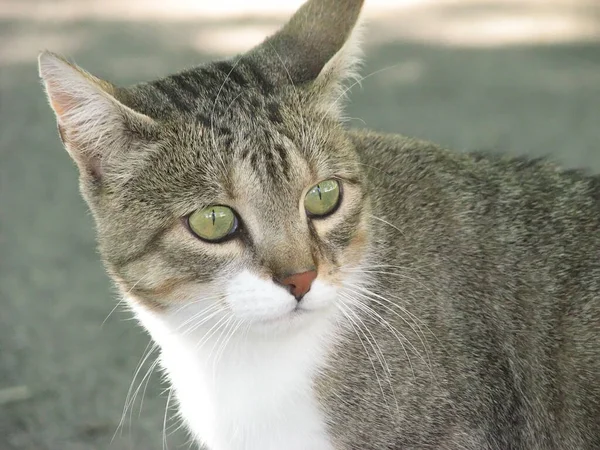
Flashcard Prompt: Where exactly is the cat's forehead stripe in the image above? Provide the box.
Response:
[168,72,203,98]
[212,60,249,89]
[148,58,287,119]
[152,78,196,114]
[240,58,276,95]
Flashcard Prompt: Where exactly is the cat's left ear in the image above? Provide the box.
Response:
[38,51,157,181]
[249,0,364,115]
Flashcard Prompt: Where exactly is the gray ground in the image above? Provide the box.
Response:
[1,2,600,449]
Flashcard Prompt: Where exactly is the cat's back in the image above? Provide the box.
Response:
[339,128,600,449]
[349,128,600,255]
[349,127,600,331]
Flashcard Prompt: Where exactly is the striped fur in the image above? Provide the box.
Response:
[38,0,600,449]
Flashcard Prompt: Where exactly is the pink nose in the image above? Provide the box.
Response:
[278,270,317,300]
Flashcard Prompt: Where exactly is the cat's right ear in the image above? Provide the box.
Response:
[248,0,364,116]
[38,51,157,181]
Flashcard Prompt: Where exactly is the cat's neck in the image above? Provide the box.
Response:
[130,299,337,450]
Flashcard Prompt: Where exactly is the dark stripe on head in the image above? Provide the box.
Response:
[196,65,224,87]
[161,251,224,284]
[111,226,171,272]
[264,147,278,178]
[267,102,284,124]
[222,135,234,150]
[308,220,338,265]
[325,203,364,250]
[152,79,194,113]
[250,152,260,174]
[217,125,233,137]
[130,276,194,301]
[196,113,212,129]
[274,144,290,178]
[213,60,248,89]
[242,58,275,95]
[250,97,262,109]
[169,72,201,98]
[194,113,233,149]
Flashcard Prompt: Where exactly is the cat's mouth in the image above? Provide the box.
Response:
[261,307,305,321]
[253,306,310,328]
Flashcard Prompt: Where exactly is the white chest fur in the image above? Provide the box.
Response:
[131,301,336,450]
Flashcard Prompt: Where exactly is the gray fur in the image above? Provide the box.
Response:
[320,131,600,449]
[38,0,599,448]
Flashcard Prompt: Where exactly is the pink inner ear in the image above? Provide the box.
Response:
[46,79,78,120]
[57,121,103,181]
[48,92,70,118]
[40,53,157,183]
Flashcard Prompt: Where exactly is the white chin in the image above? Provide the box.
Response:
[225,270,338,334]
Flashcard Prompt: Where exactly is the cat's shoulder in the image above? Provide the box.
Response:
[347,128,598,185]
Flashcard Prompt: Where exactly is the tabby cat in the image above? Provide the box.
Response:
[38,0,600,449]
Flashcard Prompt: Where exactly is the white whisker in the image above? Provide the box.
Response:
[355,282,443,351]
[162,387,173,450]
[336,300,392,413]
[128,356,160,434]
[341,292,415,381]
[137,356,160,418]
[179,308,226,338]
[342,297,400,414]
[102,273,151,327]
[194,314,231,352]
[346,285,434,374]
[175,301,224,332]
[211,318,243,381]
[112,340,158,443]
[369,214,405,237]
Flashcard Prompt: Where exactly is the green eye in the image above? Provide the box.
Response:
[187,206,238,242]
[304,179,341,217]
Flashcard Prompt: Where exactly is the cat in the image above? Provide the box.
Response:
[38,0,600,449]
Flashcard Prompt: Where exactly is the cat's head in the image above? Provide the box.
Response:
[39,0,371,334]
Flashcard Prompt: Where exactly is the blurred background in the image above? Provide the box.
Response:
[1,0,599,448]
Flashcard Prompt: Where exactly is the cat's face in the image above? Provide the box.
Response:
[104,80,368,332]
[39,0,368,334]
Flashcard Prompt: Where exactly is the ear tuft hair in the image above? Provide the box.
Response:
[310,20,365,118]
[248,0,364,90]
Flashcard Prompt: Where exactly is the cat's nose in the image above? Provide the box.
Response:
[277,269,318,301]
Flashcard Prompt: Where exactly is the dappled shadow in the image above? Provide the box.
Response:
[1,1,599,449]
[2,0,600,62]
